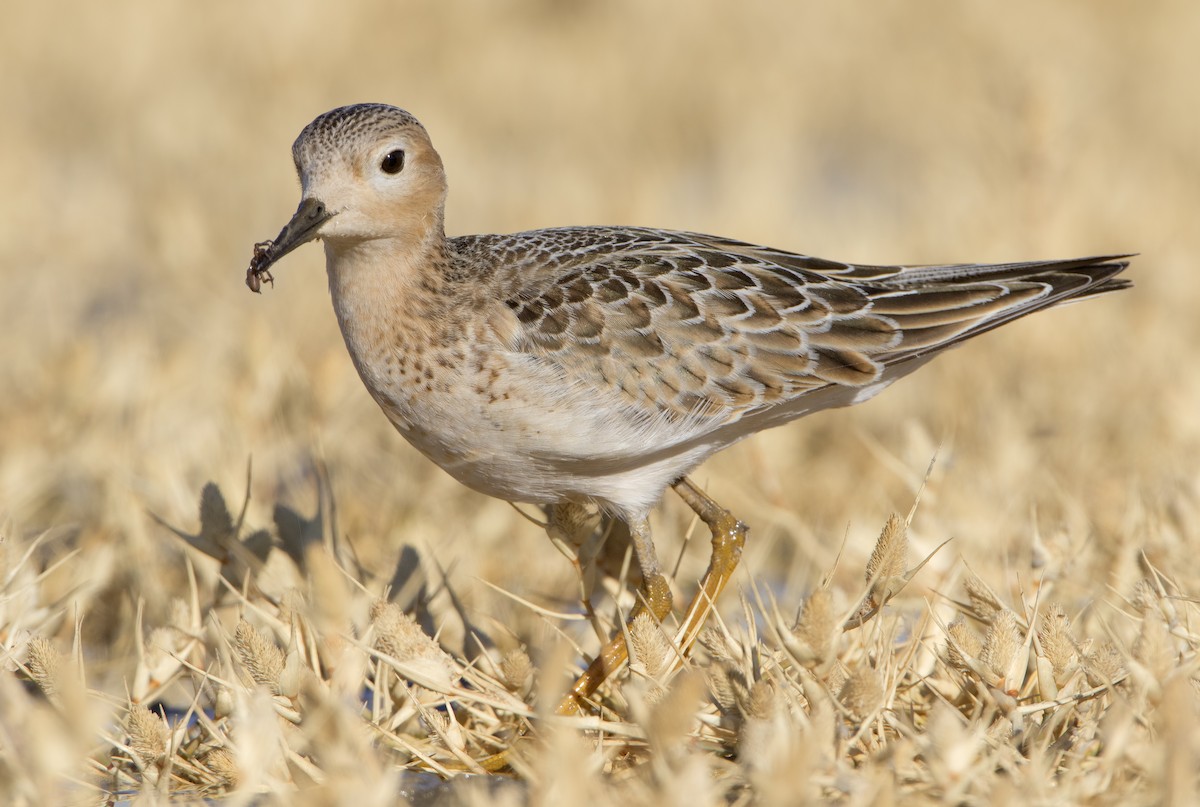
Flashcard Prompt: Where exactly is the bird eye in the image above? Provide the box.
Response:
[380,149,405,174]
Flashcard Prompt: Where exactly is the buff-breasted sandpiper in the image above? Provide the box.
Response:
[247,103,1131,714]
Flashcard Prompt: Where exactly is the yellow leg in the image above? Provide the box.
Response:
[667,477,747,663]
[480,481,746,771]
[557,518,672,715]
[556,478,746,713]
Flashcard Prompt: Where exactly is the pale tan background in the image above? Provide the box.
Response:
[2,1,1197,631]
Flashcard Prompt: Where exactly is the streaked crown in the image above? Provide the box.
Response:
[292,104,425,172]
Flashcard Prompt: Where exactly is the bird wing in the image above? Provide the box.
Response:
[455,227,1130,424]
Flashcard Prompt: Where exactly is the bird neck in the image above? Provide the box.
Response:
[322,225,457,373]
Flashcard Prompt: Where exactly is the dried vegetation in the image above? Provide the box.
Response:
[2,1,1200,804]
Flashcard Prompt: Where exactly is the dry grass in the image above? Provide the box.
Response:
[2,1,1199,804]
